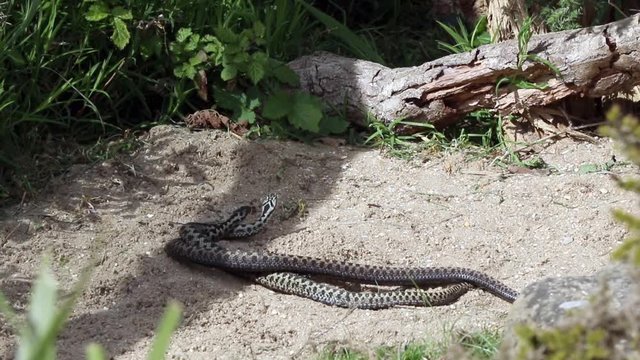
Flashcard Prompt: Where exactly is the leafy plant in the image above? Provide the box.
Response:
[0,256,94,360]
[437,16,492,54]
[0,257,182,360]
[319,328,502,359]
[364,117,440,158]
[600,105,640,266]
[495,16,562,92]
[84,1,133,50]
[516,323,610,360]
[168,21,348,137]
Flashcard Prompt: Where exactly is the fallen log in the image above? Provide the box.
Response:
[288,14,640,129]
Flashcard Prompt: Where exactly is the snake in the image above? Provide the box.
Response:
[165,194,519,308]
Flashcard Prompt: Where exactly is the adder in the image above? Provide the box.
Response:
[165,194,518,309]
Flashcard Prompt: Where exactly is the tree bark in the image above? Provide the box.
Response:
[288,14,640,130]
[486,0,533,41]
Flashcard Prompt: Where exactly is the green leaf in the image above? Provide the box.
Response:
[289,92,322,132]
[319,115,349,135]
[111,6,132,20]
[263,91,292,120]
[173,63,196,79]
[29,264,57,337]
[176,28,192,43]
[85,3,110,22]
[214,88,243,113]
[253,21,266,38]
[16,261,58,360]
[184,33,201,52]
[220,65,238,81]
[188,51,207,66]
[111,17,130,50]
[269,59,299,86]
[246,87,261,110]
[247,52,267,84]
[203,37,222,55]
[215,27,238,44]
[238,107,257,124]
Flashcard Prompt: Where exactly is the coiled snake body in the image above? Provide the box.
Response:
[165,194,518,309]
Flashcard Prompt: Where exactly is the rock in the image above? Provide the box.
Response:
[500,264,640,360]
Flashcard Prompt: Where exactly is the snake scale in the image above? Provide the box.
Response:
[165,194,519,308]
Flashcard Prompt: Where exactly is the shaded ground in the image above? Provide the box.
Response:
[0,125,635,359]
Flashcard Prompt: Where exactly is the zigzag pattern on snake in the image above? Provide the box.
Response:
[165,194,519,308]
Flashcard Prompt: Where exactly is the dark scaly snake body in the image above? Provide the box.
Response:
[165,194,519,307]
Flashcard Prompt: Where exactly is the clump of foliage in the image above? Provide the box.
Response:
[601,106,640,265]
[318,328,502,360]
[526,0,627,31]
[0,257,182,359]
[0,0,353,203]
[535,0,584,31]
[437,15,492,54]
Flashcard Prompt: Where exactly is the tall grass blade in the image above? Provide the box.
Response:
[295,0,384,63]
[147,301,183,360]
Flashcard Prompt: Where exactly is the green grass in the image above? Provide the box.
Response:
[0,256,182,360]
[317,328,503,360]
[362,108,509,162]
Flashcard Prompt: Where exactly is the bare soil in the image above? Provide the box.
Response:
[0,125,635,359]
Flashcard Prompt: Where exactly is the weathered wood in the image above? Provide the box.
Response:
[288,14,640,129]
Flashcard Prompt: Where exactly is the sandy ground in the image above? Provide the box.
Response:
[0,125,636,359]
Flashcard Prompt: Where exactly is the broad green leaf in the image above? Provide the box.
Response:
[16,261,58,360]
[215,27,238,44]
[227,51,249,65]
[185,34,201,52]
[214,88,243,112]
[173,63,196,79]
[269,60,299,86]
[263,91,292,120]
[176,28,192,43]
[111,7,132,20]
[319,116,349,135]
[203,38,222,55]
[188,51,207,66]
[247,53,267,85]
[238,107,256,124]
[220,65,238,81]
[111,17,130,50]
[246,87,261,110]
[289,93,322,132]
[85,3,110,22]
[29,264,57,337]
